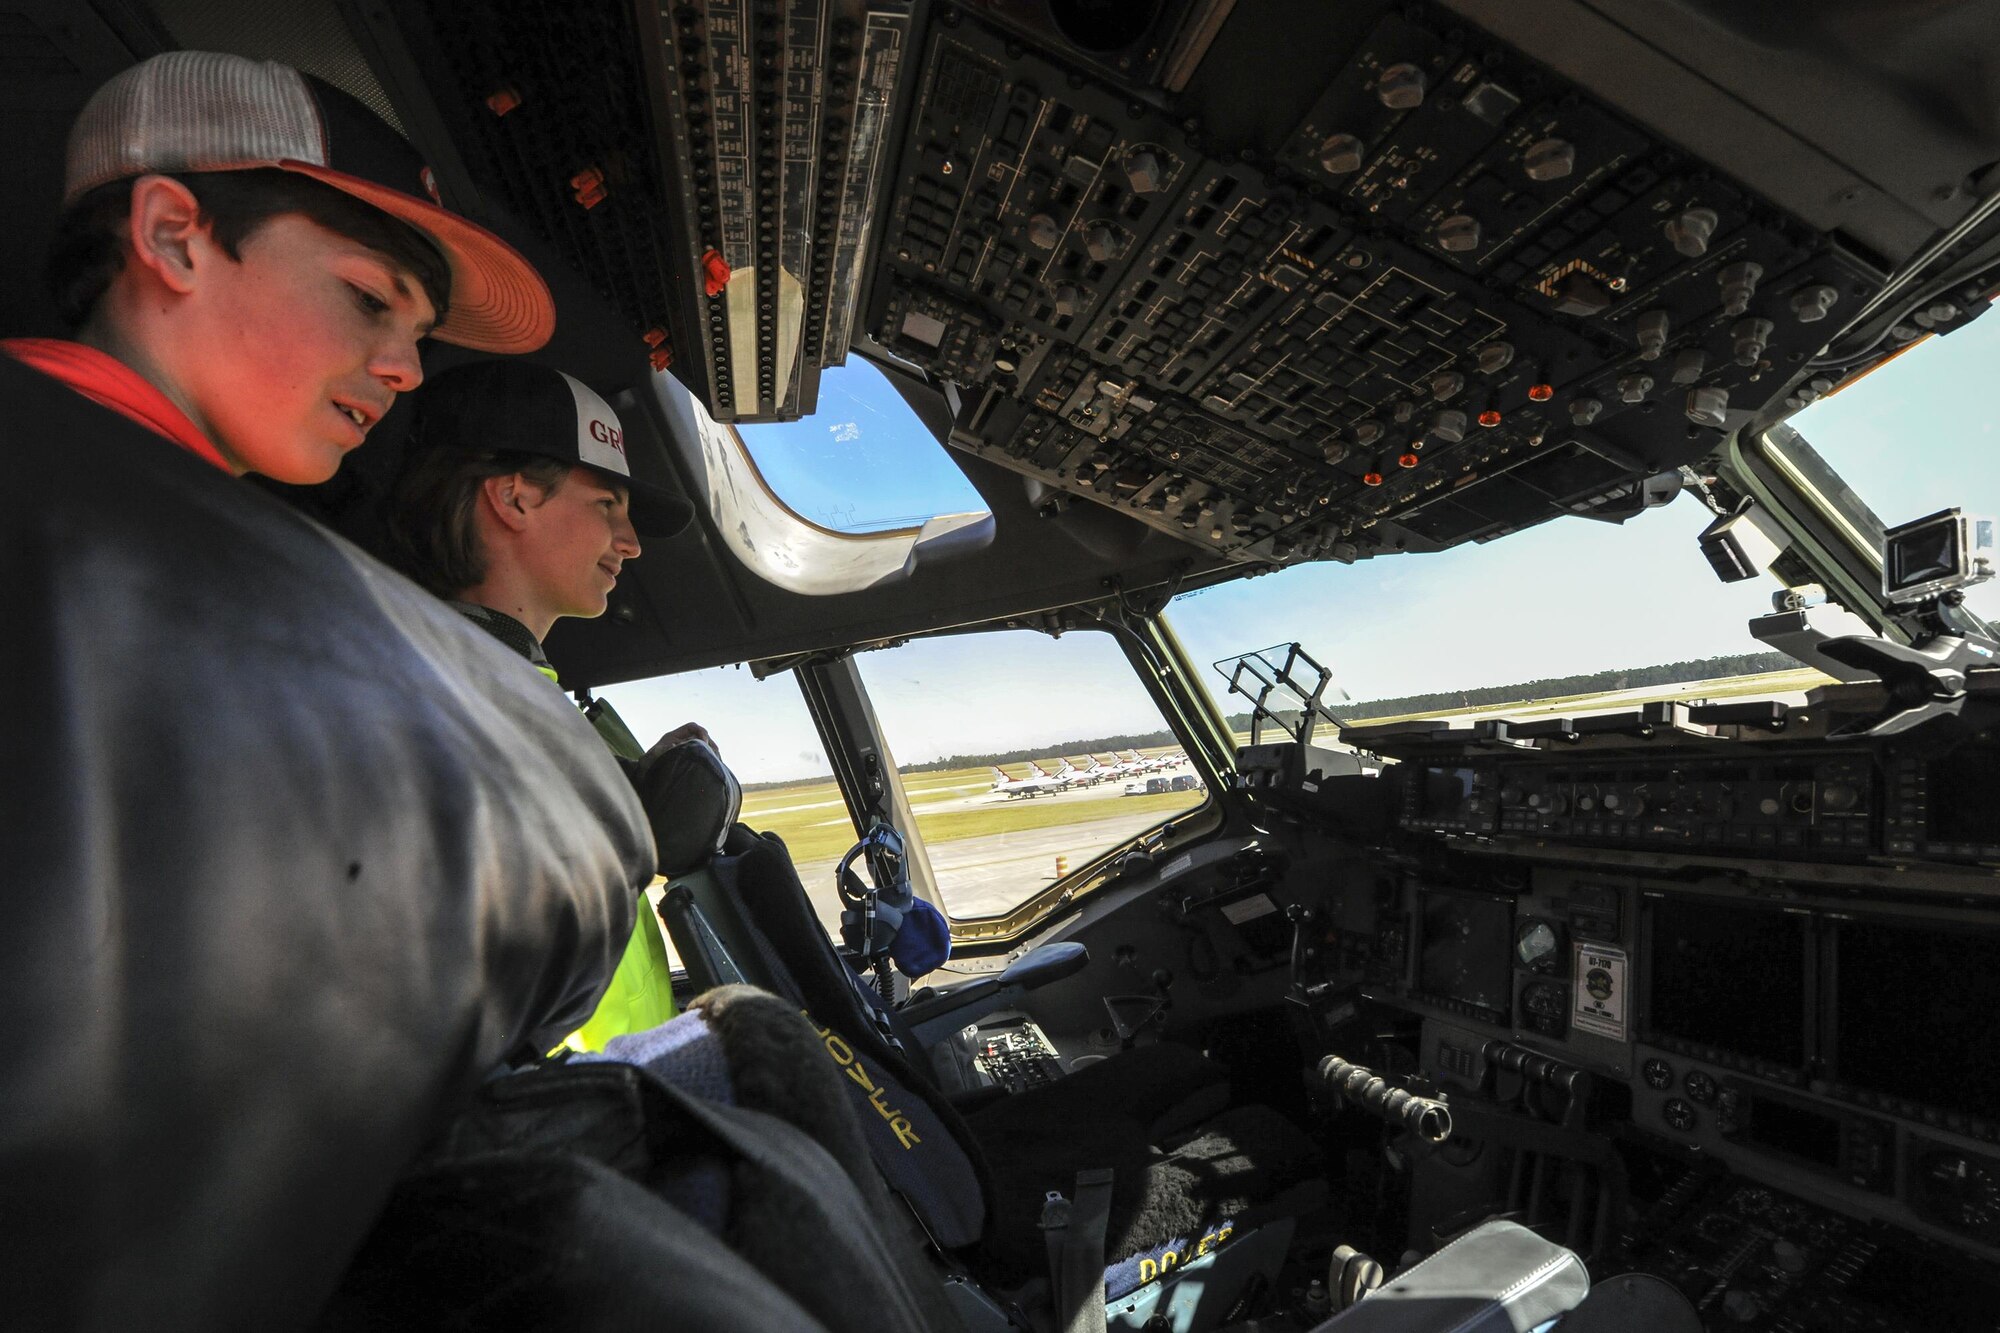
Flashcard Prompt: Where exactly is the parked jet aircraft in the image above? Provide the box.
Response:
[1049,757,1093,787]
[988,764,1061,799]
[1066,757,1112,786]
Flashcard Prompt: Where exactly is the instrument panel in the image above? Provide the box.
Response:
[1368,866,2000,1265]
[1372,716,2000,868]
[1257,711,2000,1305]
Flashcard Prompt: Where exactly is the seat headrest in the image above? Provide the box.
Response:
[634,741,742,877]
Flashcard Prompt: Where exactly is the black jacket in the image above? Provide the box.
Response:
[0,354,651,1330]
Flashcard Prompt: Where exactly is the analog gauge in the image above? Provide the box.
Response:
[1917,1151,2000,1235]
[1662,1098,1698,1133]
[1642,1058,1674,1090]
[1516,919,1561,971]
[1683,1069,1718,1105]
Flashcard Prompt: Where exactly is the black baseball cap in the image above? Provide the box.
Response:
[411,361,696,537]
[66,50,554,354]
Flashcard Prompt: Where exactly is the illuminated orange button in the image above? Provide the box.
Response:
[701,248,733,297]
[1362,471,1384,487]
[1527,383,1554,402]
[1478,409,1503,428]
[1397,452,1421,469]
[642,326,668,348]
[485,87,522,117]
[649,347,673,371]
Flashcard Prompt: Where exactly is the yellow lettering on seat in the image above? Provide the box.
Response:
[806,1011,922,1149]
[1138,1259,1157,1284]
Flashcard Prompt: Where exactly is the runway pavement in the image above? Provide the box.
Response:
[792,805,1178,931]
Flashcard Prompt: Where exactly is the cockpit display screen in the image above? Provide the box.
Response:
[1926,746,2000,844]
[1643,896,1808,1069]
[1416,891,1513,1018]
[1417,767,1476,817]
[1834,918,2000,1125]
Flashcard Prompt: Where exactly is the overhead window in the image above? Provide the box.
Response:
[649,360,993,595]
[735,358,987,532]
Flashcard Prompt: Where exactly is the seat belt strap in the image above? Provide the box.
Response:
[1045,1167,1113,1333]
[1040,1188,1071,1316]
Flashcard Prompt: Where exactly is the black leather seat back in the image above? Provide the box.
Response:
[663,829,992,1249]
[634,741,741,877]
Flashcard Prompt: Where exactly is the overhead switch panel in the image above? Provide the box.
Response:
[857,3,1886,569]
[403,0,1897,565]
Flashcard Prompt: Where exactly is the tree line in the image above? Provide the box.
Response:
[1303,651,1796,727]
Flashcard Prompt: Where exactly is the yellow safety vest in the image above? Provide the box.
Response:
[560,685,679,1051]
[446,602,682,1050]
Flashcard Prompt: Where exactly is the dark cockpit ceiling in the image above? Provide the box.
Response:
[10,0,2000,688]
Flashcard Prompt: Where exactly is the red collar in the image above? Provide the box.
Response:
[4,338,232,474]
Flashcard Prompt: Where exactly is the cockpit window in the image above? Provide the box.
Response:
[1771,311,2000,626]
[853,628,1209,932]
[1169,495,1794,729]
[734,358,987,532]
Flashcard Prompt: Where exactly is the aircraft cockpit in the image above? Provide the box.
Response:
[7,0,2000,1328]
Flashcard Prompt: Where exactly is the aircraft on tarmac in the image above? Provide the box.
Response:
[1064,757,1112,786]
[1048,758,1092,788]
[988,764,1062,799]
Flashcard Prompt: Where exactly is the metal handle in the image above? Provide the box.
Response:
[1317,1054,1454,1143]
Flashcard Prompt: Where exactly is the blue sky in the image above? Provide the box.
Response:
[736,361,986,531]
[608,314,2000,782]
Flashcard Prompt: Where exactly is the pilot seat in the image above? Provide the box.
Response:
[644,741,1327,1331]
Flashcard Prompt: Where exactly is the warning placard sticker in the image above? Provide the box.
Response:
[1571,943,1628,1040]
[1220,892,1278,925]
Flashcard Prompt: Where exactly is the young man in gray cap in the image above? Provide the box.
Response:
[2,51,652,1328]
[386,358,713,1048]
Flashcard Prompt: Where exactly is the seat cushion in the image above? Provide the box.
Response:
[970,1096,1323,1285]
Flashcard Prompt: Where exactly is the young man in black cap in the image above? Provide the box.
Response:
[386,358,712,1047]
[2,52,652,1328]
[388,360,697,679]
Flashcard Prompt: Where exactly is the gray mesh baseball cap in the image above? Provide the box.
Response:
[66,50,554,354]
